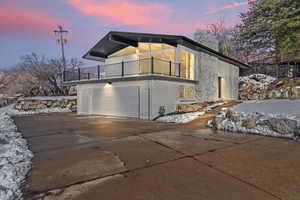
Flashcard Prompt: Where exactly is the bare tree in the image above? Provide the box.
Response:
[207,19,234,56]
[16,53,84,96]
[206,19,252,63]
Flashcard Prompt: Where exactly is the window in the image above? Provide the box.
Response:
[180,50,195,80]
[138,43,176,74]
[108,46,137,58]
[179,86,194,99]
[138,43,150,53]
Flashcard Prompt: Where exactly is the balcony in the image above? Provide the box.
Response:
[63,57,195,84]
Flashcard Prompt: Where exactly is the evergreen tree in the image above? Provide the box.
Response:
[236,0,300,58]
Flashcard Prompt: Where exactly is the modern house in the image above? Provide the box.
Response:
[64,31,250,120]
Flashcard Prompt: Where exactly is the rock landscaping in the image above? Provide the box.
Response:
[209,103,300,140]
[14,96,77,112]
[239,74,300,100]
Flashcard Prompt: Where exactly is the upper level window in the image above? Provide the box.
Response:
[138,43,175,53]
[108,46,137,58]
[107,43,175,58]
[180,50,195,80]
[138,43,176,75]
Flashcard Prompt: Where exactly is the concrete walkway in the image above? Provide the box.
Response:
[14,113,300,200]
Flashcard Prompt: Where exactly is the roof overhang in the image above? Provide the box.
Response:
[83,31,251,69]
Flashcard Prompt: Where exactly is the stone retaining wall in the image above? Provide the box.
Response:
[15,96,77,111]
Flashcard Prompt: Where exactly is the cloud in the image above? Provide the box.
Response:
[206,0,255,15]
[66,0,171,26]
[66,0,208,34]
[0,5,65,37]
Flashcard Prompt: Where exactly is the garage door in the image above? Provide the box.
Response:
[89,86,140,118]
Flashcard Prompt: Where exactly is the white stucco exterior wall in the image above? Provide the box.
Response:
[150,80,195,119]
[77,79,196,119]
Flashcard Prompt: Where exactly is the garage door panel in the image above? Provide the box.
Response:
[78,89,89,114]
[91,86,139,118]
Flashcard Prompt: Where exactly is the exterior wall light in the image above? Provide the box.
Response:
[108,81,112,85]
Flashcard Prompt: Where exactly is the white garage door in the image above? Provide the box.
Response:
[89,86,140,118]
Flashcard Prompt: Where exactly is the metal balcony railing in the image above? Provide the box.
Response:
[63,57,188,82]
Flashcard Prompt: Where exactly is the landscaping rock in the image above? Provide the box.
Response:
[242,118,256,129]
[265,118,298,135]
[211,117,224,129]
[225,110,235,121]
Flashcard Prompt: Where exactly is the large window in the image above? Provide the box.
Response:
[138,43,176,75]
[106,43,196,80]
[180,50,195,80]
[108,46,137,58]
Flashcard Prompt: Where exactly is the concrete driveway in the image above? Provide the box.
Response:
[14,113,300,200]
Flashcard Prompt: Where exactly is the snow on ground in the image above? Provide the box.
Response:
[239,74,277,88]
[0,111,33,200]
[157,111,205,123]
[232,99,300,120]
[157,102,224,123]
[0,104,72,116]
[24,96,76,101]
[211,99,300,140]
[0,103,72,200]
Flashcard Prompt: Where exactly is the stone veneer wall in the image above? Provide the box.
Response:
[195,52,239,102]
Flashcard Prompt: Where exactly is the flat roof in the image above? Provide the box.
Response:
[83,31,251,69]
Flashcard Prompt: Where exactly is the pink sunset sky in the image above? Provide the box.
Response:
[0,0,252,67]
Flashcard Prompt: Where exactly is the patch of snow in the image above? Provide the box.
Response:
[239,74,276,89]
[0,104,72,117]
[157,111,205,123]
[232,99,300,120]
[157,102,224,124]
[203,102,225,112]
[24,96,76,101]
[0,112,33,200]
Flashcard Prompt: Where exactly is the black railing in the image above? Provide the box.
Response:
[64,57,188,82]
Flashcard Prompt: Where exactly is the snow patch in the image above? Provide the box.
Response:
[0,112,33,200]
[0,104,71,117]
[24,96,76,101]
[232,99,300,120]
[239,74,276,89]
[157,102,224,123]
